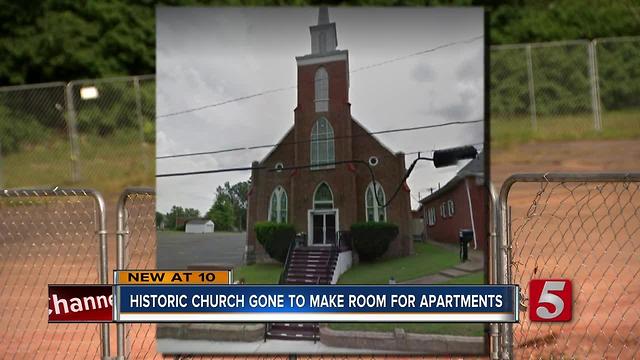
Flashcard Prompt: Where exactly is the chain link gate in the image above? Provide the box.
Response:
[496,173,640,359]
[0,188,110,359]
[115,188,156,360]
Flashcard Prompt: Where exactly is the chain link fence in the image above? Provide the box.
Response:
[497,173,640,359]
[0,75,155,195]
[595,37,640,132]
[490,37,640,143]
[0,83,69,189]
[0,188,109,359]
[116,188,157,359]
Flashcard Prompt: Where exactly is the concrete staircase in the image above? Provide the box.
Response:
[285,246,337,285]
[265,245,337,341]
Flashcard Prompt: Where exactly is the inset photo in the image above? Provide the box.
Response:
[156,6,486,355]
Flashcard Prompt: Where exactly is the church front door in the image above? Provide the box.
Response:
[307,209,338,246]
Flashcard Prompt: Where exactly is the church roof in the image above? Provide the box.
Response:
[418,151,485,205]
[187,219,213,225]
[257,125,293,165]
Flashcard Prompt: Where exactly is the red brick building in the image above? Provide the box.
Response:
[418,152,487,250]
[245,9,412,263]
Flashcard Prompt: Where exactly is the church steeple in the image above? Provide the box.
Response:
[310,7,337,55]
[318,7,329,25]
[295,7,350,111]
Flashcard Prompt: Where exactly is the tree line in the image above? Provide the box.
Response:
[1,0,639,86]
[157,180,249,232]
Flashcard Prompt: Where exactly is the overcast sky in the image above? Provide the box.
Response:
[156,7,484,215]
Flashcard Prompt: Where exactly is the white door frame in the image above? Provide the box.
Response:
[307,208,339,246]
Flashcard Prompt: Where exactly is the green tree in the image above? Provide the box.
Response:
[155,211,165,229]
[164,205,200,230]
[205,181,249,231]
[0,0,155,85]
[488,1,640,46]
[228,181,250,230]
[207,192,236,231]
[2,1,639,86]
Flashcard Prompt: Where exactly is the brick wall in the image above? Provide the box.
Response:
[421,176,488,250]
[246,57,412,263]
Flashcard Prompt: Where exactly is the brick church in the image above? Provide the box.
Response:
[245,8,412,263]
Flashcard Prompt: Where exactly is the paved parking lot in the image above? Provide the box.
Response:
[157,231,246,269]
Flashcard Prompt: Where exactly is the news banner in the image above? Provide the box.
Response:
[48,270,521,324]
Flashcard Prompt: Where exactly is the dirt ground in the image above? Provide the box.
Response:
[491,139,640,183]
[491,139,640,359]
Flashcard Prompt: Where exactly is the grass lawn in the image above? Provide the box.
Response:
[329,322,485,337]
[491,110,640,150]
[3,130,154,200]
[442,271,485,285]
[331,270,487,336]
[337,242,459,284]
[233,263,283,284]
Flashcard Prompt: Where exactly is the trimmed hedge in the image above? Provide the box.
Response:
[254,221,296,263]
[350,222,399,262]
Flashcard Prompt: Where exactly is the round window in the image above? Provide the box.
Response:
[275,162,284,172]
[368,156,379,167]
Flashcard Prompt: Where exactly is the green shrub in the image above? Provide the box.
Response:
[0,106,50,154]
[351,222,399,262]
[143,120,155,143]
[254,221,296,263]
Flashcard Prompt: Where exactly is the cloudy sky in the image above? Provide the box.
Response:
[156,7,485,215]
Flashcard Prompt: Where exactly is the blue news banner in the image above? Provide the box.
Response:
[114,285,519,323]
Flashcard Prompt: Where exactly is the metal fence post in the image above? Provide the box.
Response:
[525,44,538,131]
[489,182,500,360]
[64,82,82,182]
[589,39,602,131]
[498,177,516,359]
[92,190,111,360]
[132,76,148,173]
[0,141,3,188]
[116,187,155,360]
[116,191,127,360]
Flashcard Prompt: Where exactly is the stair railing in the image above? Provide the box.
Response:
[325,242,338,284]
[279,232,305,284]
[264,322,270,342]
[336,230,352,252]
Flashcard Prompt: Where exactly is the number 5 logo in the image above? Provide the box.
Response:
[529,279,572,322]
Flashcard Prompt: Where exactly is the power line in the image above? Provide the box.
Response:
[157,156,436,210]
[156,166,259,178]
[156,86,295,119]
[156,119,483,159]
[156,34,483,119]
[157,148,477,208]
[350,35,483,73]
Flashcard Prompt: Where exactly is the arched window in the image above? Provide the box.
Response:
[314,67,329,112]
[365,181,387,222]
[313,182,333,209]
[310,117,335,169]
[268,186,287,223]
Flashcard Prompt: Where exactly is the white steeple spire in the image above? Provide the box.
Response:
[318,7,330,25]
[310,7,337,55]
